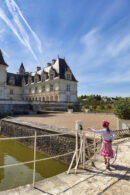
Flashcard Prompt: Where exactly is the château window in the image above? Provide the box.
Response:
[66,84,70,91]
[67,95,70,102]
[50,85,53,91]
[35,87,38,93]
[50,74,54,80]
[42,86,45,92]
[29,88,31,93]
[10,89,13,95]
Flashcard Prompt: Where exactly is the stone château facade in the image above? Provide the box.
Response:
[0,49,77,103]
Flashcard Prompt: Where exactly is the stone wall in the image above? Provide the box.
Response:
[0,101,31,117]
[1,118,94,164]
[0,100,81,117]
[118,118,130,130]
[0,119,75,163]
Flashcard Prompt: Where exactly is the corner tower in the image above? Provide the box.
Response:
[0,49,8,100]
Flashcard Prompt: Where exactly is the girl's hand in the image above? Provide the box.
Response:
[88,127,91,130]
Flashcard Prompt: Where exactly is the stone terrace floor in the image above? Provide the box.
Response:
[1,138,130,195]
[16,112,118,130]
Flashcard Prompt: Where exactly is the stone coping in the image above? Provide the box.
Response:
[1,117,99,140]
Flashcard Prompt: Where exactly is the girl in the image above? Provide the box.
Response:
[89,121,115,169]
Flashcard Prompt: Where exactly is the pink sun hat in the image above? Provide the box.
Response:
[102,121,109,127]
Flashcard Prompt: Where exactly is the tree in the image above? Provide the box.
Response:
[114,99,130,119]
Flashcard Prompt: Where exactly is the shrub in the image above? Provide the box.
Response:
[89,105,93,111]
[114,99,130,119]
[97,105,104,110]
[67,104,74,109]
[93,105,97,110]
[84,105,89,109]
[106,104,112,109]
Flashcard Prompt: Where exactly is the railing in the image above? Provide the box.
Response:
[114,129,130,139]
[1,127,128,190]
[67,129,101,174]
[0,127,101,190]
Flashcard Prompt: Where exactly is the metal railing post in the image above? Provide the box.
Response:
[33,130,37,188]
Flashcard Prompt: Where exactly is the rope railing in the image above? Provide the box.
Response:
[0,130,77,188]
[0,127,100,188]
[0,132,75,141]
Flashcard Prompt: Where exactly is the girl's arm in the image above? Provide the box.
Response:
[91,129,104,134]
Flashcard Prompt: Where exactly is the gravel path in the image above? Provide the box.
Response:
[16,112,118,130]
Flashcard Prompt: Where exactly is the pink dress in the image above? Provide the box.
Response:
[91,129,115,159]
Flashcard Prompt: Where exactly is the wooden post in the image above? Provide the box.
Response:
[80,132,83,163]
[93,133,96,161]
[75,139,83,173]
[83,132,86,169]
[86,138,90,159]
[76,130,78,165]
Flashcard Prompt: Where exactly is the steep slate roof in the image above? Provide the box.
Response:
[58,58,77,81]
[0,49,8,66]
[37,57,77,82]
[7,73,23,86]
[6,57,77,86]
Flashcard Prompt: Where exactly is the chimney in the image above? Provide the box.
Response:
[47,63,51,67]
[52,59,56,65]
[37,66,41,71]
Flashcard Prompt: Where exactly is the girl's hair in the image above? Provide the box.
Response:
[106,126,110,133]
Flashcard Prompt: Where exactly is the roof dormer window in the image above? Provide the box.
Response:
[9,76,15,85]
[28,76,32,84]
[34,75,38,83]
[67,74,71,80]
[65,70,72,80]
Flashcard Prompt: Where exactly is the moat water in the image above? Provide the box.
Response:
[0,135,68,191]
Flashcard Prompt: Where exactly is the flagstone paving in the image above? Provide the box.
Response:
[0,138,129,195]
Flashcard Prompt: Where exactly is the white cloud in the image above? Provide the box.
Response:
[71,27,130,86]
[0,0,43,62]
[107,34,130,57]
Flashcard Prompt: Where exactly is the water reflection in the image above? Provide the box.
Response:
[0,136,68,191]
[0,153,4,183]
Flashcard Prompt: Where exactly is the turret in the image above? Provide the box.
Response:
[0,49,8,99]
[0,49,8,67]
[18,63,25,75]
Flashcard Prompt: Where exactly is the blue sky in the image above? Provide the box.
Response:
[0,0,130,97]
